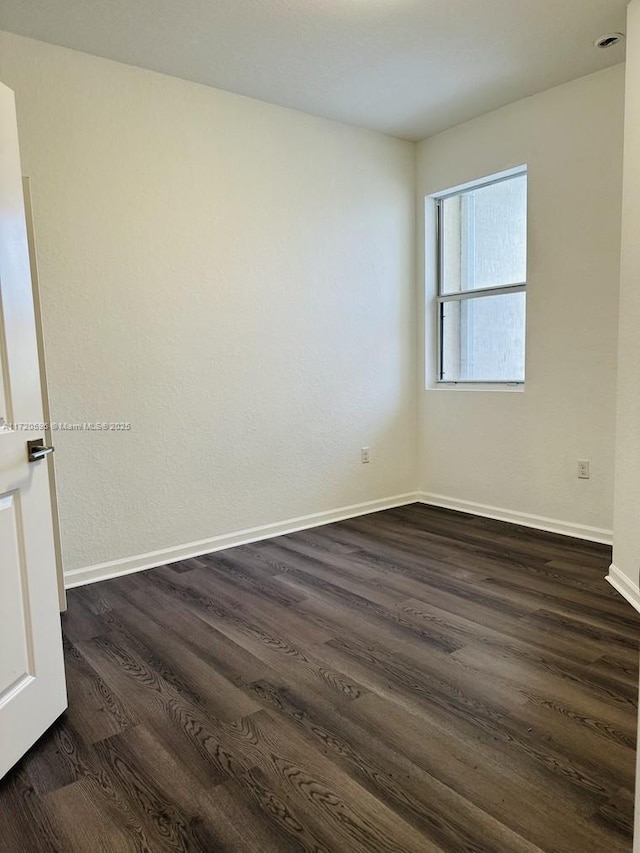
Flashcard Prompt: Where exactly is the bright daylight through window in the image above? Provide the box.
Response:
[435,170,527,384]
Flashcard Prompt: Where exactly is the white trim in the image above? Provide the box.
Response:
[64,492,421,588]
[606,564,640,616]
[418,492,613,545]
[65,489,618,590]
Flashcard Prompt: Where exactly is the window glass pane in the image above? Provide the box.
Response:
[440,291,525,382]
[440,174,527,294]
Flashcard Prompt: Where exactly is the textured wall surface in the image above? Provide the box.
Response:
[0,31,417,573]
[417,66,625,536]
[0,30,626,576]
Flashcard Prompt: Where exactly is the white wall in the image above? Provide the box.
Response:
[611,1,640,612]
[417,66,625,541]
[0,31,417,577]
[0,29,625,582]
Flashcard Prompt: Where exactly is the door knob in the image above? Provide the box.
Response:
[27,439,55,463]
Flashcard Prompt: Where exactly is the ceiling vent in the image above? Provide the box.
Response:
[594,33,625,49]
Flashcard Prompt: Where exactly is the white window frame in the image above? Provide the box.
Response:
[426,166,528,391]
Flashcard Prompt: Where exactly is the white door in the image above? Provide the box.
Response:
[0,81,67,777]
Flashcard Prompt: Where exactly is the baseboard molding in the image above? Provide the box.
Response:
[418,492,613,545]
[64,492,421,589]
[66,489,616,590]
[606,564,640,616]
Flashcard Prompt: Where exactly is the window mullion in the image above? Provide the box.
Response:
[437,282,526,304]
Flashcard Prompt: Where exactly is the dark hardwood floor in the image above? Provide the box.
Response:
[1,504,638,852]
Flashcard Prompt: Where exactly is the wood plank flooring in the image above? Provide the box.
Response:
[1,503,638,852]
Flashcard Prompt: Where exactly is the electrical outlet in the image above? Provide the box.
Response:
[577,460,590,480]
[361,447,371,464]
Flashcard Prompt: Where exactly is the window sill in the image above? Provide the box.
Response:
[426,382,525,393]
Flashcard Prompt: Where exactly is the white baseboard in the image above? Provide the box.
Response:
[65,489,616,590]
[418,492,613,546]
[64,492,421,589]
[606,564,640,616]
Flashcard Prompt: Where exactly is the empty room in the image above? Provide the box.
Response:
[1,0,640,851]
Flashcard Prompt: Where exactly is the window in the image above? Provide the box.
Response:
[435,170,527,384]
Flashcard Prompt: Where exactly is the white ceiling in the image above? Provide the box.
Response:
[0,0,628,140]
